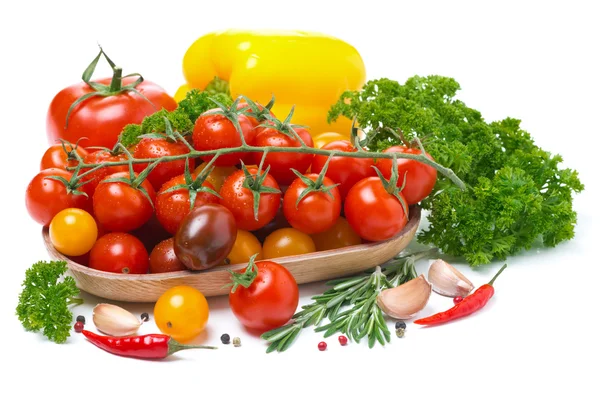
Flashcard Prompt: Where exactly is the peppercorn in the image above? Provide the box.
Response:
[74,321,84,333]
[233,337,241,347]
[140,312,149,322]
[395,321,406,330]
[76,315,85,324]
[396,328,405,338]
[338,335,348,346]
[318,341,327,351]
[221,334,231,344]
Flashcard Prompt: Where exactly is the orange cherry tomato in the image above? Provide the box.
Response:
[225,230,263,265]
[310,217,361,251]
[312,132,347,149]
[263,228,316,258]
[193,162,238,192]
[49,208,98,256]
[154,286,209,343]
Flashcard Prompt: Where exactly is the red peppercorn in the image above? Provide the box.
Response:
[74,321,84,333]
[318,341,327,351]
[338,335,348,346]
[453,296,464,305]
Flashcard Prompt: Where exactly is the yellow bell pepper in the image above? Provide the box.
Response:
[179,29,366,137]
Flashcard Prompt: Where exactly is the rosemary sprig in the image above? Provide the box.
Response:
[261,248,438,352]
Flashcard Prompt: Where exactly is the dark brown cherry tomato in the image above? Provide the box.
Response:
[149,238,187,273]
[174,204,237,270]
[89,233,149,274]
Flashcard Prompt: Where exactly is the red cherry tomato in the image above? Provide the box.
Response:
[311,140,376,200]
[192,109,255,166]
[377,146,437,204]
[283,173,341,234]
[47,77,176,149]
[149,238,187,274]
[252,127,314,185]
[236,102,276,127]
[92,171,156,232]
[229,260,299,332]
[133,138,194,190]
[344,177,408,242]
[89,232,149,274]
[219,167,281,231]
[155,174,220,235]
[40,143,89,170]
[80,149,129,196]
[25,168,92,226]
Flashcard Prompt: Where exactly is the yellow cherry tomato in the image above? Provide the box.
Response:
[313,132,348,149]
[263,228,316,258]
[174,84,191,103]
[194,162,238,192]
[310,217,362,251]
[226,230,263,265]
[49,208,97,256]
[154,286,209,343]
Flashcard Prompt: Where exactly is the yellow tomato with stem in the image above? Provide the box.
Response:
[263,228,316,258]
[225,230,263,265]
[194,162,238,192]
[154,286,209,343]
[310,217,362,251]
[49,208,97,256]
[313,132,348,149]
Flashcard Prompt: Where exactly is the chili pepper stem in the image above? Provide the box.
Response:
[167,338,217,356]
[488,263,508,286]
[109,67,123,92]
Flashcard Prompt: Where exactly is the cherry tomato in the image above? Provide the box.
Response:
[219,167,281,231]
[49,208,98,256]
[155,174,220,235]
[312,132,347,149]
[154,286,209,343]
[251,203,290,243]
[311,140,376,200]
[79,149,129,196]
[193,162,238,192]
[47,76,176,149]
[225,230,263,265]
[310,217,362,251]
[344,177,408,241]
[236,101,276,127]
[133,137,193,190]
[130,214,171,252]
[89,232,149,274]
[93,171,156,232]
[174,204,237,270]
[149,238,187,273]
[252,126,315,185]
[40,143,89,170]
[377,146,437,204]
[25,168,92,226]
[263,228,316,258]
[192,109,255,166]
[229,260,298,332]
[283,173,341,234]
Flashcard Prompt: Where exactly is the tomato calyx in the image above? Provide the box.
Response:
[240,95,276,125]
[226,254,260,293]
[58,138,87,164]
[138,117,194,148]
[290,154,339,208]
[372,153,409,217]
[241,153,282,221]
[44,163,90,197]
[65,46,156,129]
[258,107,308,147]
[203,96,249,145]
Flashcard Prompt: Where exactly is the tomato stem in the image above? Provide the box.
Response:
[109,67,123,92]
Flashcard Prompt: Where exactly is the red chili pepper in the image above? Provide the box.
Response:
[414,264,507,326]
[82,330,216,359]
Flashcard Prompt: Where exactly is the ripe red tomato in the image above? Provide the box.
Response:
[80,149,129,196]
[47,76,176,149]
[252,126,314,185]
[155,174,220,235]
[93,171,156,232]
[236,101,276,127]
[311,140,376,199]
[219,167,281,231]
[344,177,408,242]
[229,260,299,332]
[40,143,89,170]
[149,238,187,274]
[377,146,437,204]
[133,138,194,190]
[25,168,92,226]
[89,232,149,274]
[283,173,341,234]
[192,109,255,166]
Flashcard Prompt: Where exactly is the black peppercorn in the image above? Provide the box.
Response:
[140,312,149,322]
[395,321,406,330]
[76,315,85,324]
[220,333,231,344]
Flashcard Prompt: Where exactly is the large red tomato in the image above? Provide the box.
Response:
[133,137,193,191]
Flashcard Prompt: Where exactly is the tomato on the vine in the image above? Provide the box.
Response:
[283,173,341,234]
[149,238,187,274]
[80,149,129,196]
[225,230,263,265]
[93,171,156,232]
[236,101,276,128]
[25,168,92,226]
[154,286,209,343]
[344,177,408,241]
[133,137,193,190]
[377,146,437,204]
[310,216,362,251]
[311,140,376,200]
[263,228,316,258]
[40,143,89,170]
[219,166,281,231]
[89,232,149,274]
[229,259,298,332]
[49,208,98,257]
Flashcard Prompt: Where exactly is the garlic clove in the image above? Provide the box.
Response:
[427,259,474,298]
[92,303,141,337]
[377,275,432,319]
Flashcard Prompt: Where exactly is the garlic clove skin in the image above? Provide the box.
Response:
[92,303,141,337]
[377,275,432,320]
[427,259,474,298]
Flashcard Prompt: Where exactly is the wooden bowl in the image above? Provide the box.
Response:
[43,207,421,302]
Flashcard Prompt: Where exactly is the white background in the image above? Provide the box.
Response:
[1,0,598,399]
